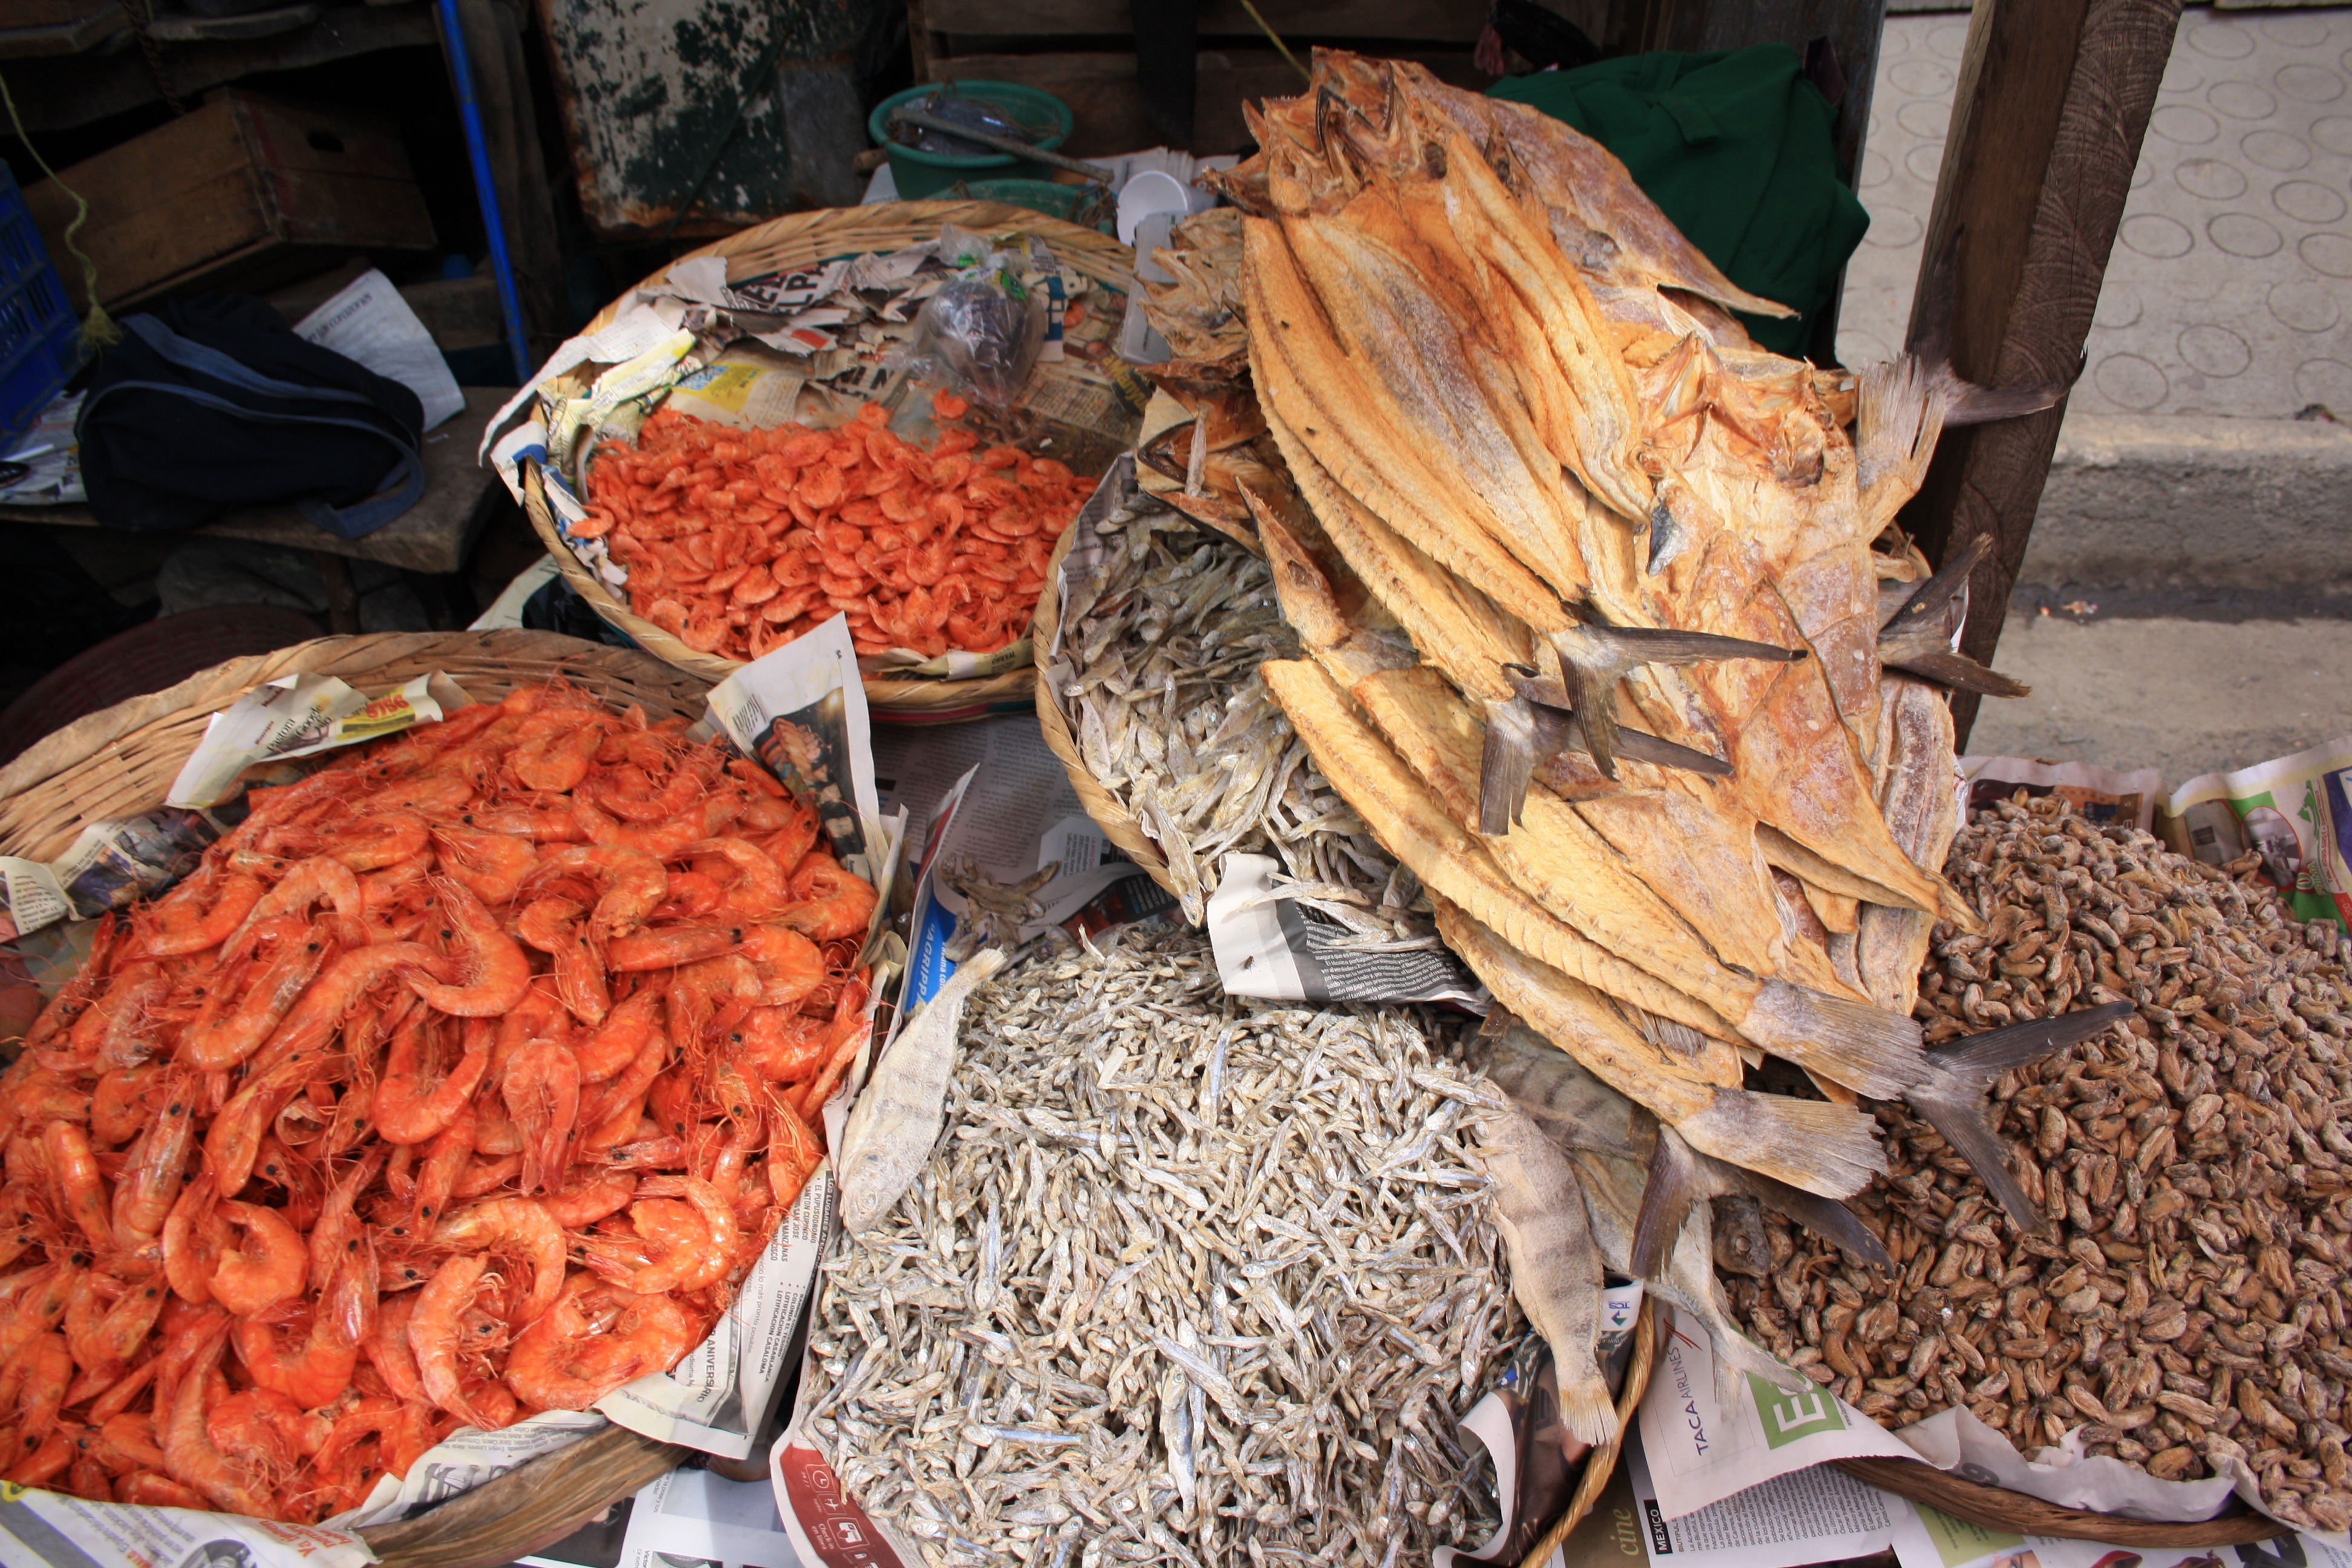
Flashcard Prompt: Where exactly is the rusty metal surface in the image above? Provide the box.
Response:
[537,0,877,238]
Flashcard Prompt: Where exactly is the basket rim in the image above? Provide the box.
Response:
[1831,1455,2292,1545]
[0,630,711,864]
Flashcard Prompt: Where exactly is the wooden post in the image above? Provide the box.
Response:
[1896,0,2181,744]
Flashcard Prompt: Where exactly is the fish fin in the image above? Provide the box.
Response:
[1736,980,1926,1101]
[1560,644,1622,782]
[1589,626,1807,669]
[1632,1126,1703,1281]
[1879,533,1991,637]
[1944,377,2069,427]
[1557,1359,1619,1451]
[1722,1165,1893,1271]
[1906,1002,2136,1232]
[1612,725,1734,777]
[1674,1088,1884,1199]
[1886,648,2033,699]
[1478,697,1541,835]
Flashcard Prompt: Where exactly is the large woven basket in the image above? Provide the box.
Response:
[525,198,1136,722]
[0,630,710,864]
[1031,505,1182,904]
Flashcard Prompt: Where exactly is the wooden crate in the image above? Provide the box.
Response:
[24,88,437,312]
[915,0,1491,156]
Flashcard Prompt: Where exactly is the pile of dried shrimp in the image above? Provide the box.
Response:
[0,684,877,1523]
[583,394,1093,662]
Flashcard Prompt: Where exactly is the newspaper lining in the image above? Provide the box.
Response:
[167,671,472,810]
[2159,732,2352,933]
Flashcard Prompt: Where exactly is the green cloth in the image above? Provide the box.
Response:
[1489,45,1869,358]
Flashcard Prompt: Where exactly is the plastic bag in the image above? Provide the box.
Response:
[906,246,1047,410]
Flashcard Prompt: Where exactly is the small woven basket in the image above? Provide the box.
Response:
[1520,1298,1659,1560]
[0,630,710,864]
[526,198,1136,722]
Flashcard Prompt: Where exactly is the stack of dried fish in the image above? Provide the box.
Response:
[1723,792,2352,1532]
[803,925,1527,1563]
[1045,480,1434,948]
[1113,51,2069,1270]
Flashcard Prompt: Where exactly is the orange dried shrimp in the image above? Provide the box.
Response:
[579,391,1094,662]
[0,684,876,1523]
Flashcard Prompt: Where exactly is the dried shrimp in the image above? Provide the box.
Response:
[584,394,1094,662]
[0,684,875,1522]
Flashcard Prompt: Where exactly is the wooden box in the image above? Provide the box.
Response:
[24,89,437,312]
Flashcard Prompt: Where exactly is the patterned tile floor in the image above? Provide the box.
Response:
[1840,5,2352,420]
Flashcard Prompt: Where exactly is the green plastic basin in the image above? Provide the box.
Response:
[869,82,1076,198]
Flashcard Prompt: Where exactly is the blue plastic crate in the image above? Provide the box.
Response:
[0,160,80,449]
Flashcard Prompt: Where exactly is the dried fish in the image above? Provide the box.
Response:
[1051,493,1428,941]
[806,924,1522,1563]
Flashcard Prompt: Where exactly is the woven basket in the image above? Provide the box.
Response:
[0,630,710,864]
[526,199,1137,720]
[1030,503,1181,903]
[361,1425,687,1568]
[1831,1457,2291,1546]
[1523,1298,1660,1560]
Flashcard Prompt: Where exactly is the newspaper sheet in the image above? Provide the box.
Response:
[1959,756,2167,835]
[0,387,85,505]
[519,1462,809,1568]
[166,671,473,809]
[2159,733,2352,933]
[1639,1305,2301,1537]
[704,615,886,881]
[0,1488,373,1568]
[293,267,467,432]
[1627,1435,1903,1568]
[877,713,1174,1009]
[0,806,226,943]
[1209,852,1484,1006]
[1892,1500,2352,1568]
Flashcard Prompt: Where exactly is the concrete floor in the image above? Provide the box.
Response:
[1964,610,2352,782]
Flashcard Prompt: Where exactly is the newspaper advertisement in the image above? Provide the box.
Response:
[520,1462,809,1568]
[2159,734,2352,933]
[877,713,1175,1010]
[1638,1305,2292,1535]
[166,671,474,810]
[1959,756,2167,836]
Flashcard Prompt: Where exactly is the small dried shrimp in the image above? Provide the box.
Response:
[0,683,875,1522]
[582,392,1094,662]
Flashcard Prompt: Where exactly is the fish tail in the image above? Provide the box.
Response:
[1736,981,1925,1100]
[1905,1001,2135,1232]
[1478,696,1541,834]
[1674,1088,1885,1199]
[1630,1126,1702,1282]
[1557,1361,1619,1450]
[1884,647,2033,699]
[1726,1167,1893,1272]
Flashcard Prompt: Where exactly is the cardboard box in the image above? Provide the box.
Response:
[25,88,437,310]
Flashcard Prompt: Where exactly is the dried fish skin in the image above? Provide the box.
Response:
[805,924,1520,1564]
[1857,677,1962,1016]
[834,949,1008,1235]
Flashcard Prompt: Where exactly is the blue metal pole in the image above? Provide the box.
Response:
[436,0,535,388]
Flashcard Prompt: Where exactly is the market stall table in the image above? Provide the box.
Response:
[0,384,514,630]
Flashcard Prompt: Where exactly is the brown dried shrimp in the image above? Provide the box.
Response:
[0,683,877,1522]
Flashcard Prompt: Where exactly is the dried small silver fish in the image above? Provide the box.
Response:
[806,924,1520,1564]
[1051,489,1430,944]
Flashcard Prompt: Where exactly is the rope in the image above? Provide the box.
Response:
[116,0,187,117]
[0,65,120,353]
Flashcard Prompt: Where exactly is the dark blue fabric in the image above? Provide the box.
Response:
[77,293,425,537]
